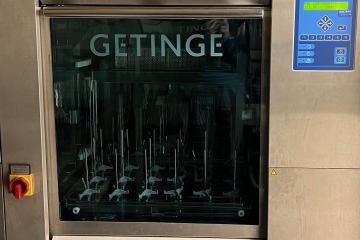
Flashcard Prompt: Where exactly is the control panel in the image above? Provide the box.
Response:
[293,0,357,70]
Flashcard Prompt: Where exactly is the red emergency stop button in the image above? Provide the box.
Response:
[9,177,30,200]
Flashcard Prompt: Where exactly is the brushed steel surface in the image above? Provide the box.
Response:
[52,222,262,238]
[53,237,262,240]
[260,9,271,237]
[40,7,270,239]
[269,0,360,168]
[0,165,6,240]
[0,0,50,240]
[268,168,360,240]
[42,6,265,17]
[40,0,270,6]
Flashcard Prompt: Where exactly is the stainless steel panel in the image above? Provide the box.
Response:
[40,7,270,238]
[260,9,271,237]
[268,168,360,240]
[0,0,50,240]
[53,237,261,240]
[0,164,6,240]
[0,131,6,240]
[40,0,270,6]
[269,0,360,168]
[42,6,266,17]
[53,222,262,238]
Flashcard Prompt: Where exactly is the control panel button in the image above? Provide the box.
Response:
[309,35,316,40]
[298,58,314,64]
[342,35,350,41]
[335,48,347,55]
[317,35,325,40]
[325,35,333,41]
[318,15,334,32]
[327,20,334,27]
[298,51,315,57]
[318,20,325,27]
[333,35,341,40]
[321,25,329,32]
[300,35,309,40]
[334,56,346,64]
[322,15,330,22]
[298,44,315,50]
[337,25,347,31]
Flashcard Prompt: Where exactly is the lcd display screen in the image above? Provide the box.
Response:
[304,1,349,10]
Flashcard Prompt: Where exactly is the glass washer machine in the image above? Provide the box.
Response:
[0,0,359,240]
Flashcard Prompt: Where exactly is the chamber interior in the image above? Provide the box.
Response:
[51,18,262,224]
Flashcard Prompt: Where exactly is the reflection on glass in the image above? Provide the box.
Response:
[51,18,262,224]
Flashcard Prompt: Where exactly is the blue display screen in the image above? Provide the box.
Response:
[293,0,357,70]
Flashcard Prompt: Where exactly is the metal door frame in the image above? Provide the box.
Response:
[39,6,271,238]
[0,136,6,240]
[40,0,271,6]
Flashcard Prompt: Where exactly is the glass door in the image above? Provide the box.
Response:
[43,8,269,238]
